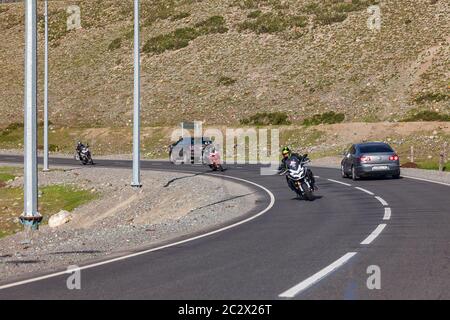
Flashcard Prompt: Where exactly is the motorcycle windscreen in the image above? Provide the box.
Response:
[288,158,300,170]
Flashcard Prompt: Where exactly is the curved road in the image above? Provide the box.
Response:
[0,155,449,299]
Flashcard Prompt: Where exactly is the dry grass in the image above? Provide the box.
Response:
[0,0,449,128]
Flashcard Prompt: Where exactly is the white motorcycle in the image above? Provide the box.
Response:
[280,154,315,201]
[75,145,94,165]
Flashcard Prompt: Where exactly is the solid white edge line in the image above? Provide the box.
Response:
[361,224,387,245]
[0,175,275,291]
[327,179,352,187]
[374,196,389,206]
[279,252,357,298]
[402,175,450,187]
[383,208,391,221]
[354,187,375,196]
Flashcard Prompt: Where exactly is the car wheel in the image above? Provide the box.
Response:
[351,166,359,181]
[341,165,348,178]
[393,174,400,179]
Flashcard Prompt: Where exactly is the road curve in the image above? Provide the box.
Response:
[0,155,449,299]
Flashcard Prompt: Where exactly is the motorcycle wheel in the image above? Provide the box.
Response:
[301,182,314,201]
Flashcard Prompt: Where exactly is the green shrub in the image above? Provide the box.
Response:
[414,92,449,104]
[240,112,291,125]
[217,76,237,86]
[315,12,348,25]
[143,16,228,54]
[143,27,198,54]
[108,37,122,51]
[171,12,191,20]
[401,111,450,122]
[239,12,288,34]
[49,144,60,152]
[247,10,262,18]
[0,123,23,136]
[302,112,345,126]
[195,16,228,35]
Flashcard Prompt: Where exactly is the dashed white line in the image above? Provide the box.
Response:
[375,196,389,206]
[383,208,391,221]
[279,252,357,298]
[327,179,352,187]
[361,224,387,245]
[355,187,375,196]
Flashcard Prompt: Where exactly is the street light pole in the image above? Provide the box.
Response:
[43,0,49,172]
[131,0,141,188]
[20,0,42,234]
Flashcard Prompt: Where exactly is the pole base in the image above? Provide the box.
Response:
[19,214,43,231]
[43,168,50,172]
[131,183,142,188]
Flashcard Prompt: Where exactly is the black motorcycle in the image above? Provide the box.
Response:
[279,154,315,201]
[75,145,94,165]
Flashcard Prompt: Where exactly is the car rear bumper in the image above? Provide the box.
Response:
[356,163,400,176]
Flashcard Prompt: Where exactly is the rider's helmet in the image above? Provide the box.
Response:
[282,147,291,158]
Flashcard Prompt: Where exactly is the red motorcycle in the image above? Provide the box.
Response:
[208,149,224,172]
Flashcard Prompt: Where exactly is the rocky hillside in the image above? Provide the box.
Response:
[0,0,448,127]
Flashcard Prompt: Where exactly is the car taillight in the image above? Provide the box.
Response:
[360,155,371,162]
[389,154,399,161]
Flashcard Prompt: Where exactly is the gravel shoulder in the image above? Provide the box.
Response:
[0,166,262,283]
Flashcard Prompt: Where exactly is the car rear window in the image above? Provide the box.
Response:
[359,145,393,153]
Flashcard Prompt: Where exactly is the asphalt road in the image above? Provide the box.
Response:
[0,155,449,299]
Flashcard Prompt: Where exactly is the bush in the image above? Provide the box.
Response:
[315,12,348,25]
[195,16,228,35]
[49,144,60,152]
[217,76,237,86]
[401,111,450,122]
[0,123,23,136]
[171,12,191,21]
[143,16,228,54]
[143,27,198,54]
[240,112,291,125]
[414,92,449,104]
[302,112,345,126]
[108,37,122,51]
[239,13,288,34]
[247,10,262,19]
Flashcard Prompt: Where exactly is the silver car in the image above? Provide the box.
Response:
[341,142,401,180]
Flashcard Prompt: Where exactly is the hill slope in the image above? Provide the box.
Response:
[0,0,449,127]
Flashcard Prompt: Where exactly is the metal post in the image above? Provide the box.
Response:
[43,0,49,172]
[20,0,42,234]
[131,0,141,188]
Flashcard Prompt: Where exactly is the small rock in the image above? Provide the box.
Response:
[48,210,72,228]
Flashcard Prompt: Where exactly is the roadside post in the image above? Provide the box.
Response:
[20,0,42,240]
[131,0,142,188]
[43,0,49,172]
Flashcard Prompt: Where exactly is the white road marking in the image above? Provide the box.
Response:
[361,224,387,245]
[383,208,391,221]
[327,179,352,187]
[375,196,388,206]
[355,187,375,196]
[279,252,357,298]
[402,175,450,187]
[0,175,275,291]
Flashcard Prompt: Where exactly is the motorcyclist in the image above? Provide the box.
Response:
[76,141,85,155]
[76,141,93,163]
[278,147,317,191]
